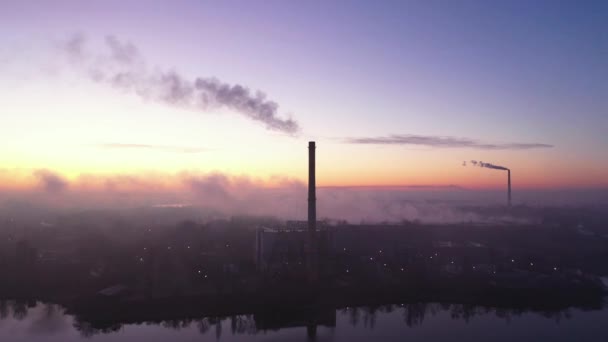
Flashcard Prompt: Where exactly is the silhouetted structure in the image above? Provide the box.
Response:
[307,141,318,282]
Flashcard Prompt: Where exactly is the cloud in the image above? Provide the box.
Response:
[97,143,209,154]
[183,173,306,215]
[33,170,68,194]
[344,134,553,150]
[60,34,299,134]
[186,173,234,204]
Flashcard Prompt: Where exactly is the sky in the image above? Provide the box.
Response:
[0,0,607,204]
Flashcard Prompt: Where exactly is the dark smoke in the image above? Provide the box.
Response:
[61,34,299,134]
[345,134,553,150]
[34,170,68,194]
[469,160,509,171]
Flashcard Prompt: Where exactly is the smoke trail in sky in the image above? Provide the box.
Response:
[468,160,509,171]
[61,34,299,134]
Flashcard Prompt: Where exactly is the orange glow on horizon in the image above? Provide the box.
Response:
[1,167,606,193]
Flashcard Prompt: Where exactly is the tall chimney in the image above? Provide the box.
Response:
[307,141,317,281]
[308,141,316,229]
[508,169,512,207]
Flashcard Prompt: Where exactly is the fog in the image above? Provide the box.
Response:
[1,169,607,225]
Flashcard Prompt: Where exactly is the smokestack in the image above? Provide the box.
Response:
[508,169,512,207]
[466,160,512,207]
[308,141,316,229]
[307,141,317,281]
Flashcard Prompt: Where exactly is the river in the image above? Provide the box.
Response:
[0,301,607,341]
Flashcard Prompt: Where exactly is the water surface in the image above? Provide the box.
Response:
[1,301,607,341]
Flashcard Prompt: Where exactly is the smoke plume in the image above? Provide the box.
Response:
[469,160,509,171]
[61,34,299,134]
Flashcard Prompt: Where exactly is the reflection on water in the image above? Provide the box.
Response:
[1,300,607,341]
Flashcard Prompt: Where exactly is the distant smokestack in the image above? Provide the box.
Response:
[508,169,512,207]
[467,160,512,207]
[307,141,317,281]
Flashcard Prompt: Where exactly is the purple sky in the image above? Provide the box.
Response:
[0,0,607,194]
